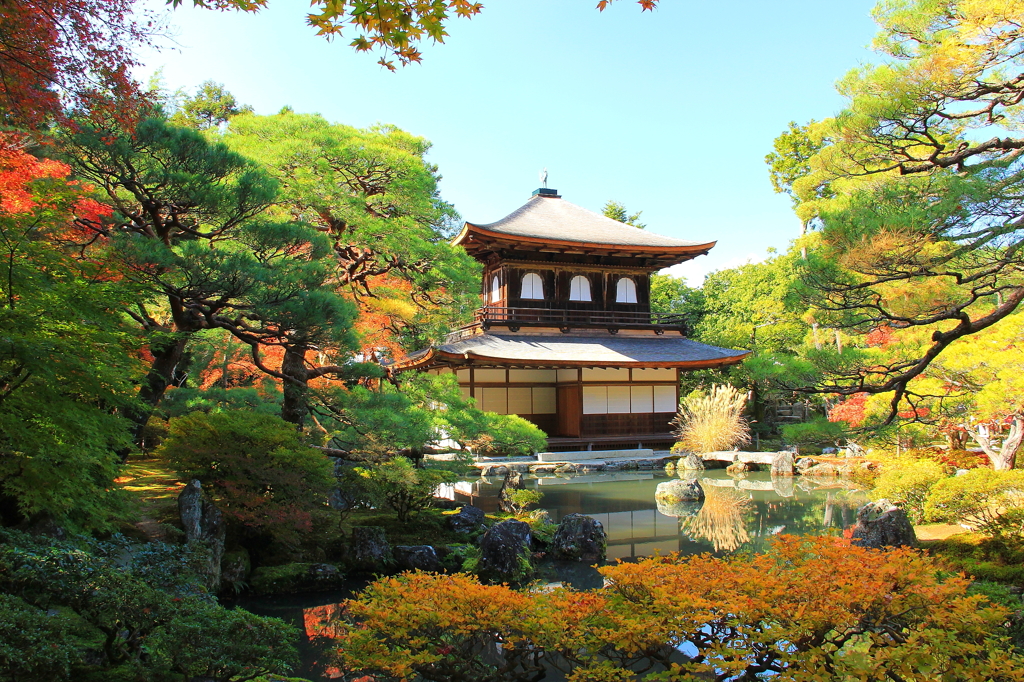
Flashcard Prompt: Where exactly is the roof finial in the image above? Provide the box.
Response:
[539,167,548,189]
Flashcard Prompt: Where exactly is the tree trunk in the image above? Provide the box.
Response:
[126,334,191,455]
[966,415,1023,471]
[280,345,309,427]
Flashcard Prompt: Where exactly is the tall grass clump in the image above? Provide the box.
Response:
[672,384,750,453]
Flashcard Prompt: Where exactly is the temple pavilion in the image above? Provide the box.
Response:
[394,188,749,451]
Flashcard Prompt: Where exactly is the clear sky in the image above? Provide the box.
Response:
[136,0,880,285]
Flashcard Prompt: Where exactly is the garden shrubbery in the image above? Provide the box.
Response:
[0,530,299,681]
[332,535,1023,682]
[157,410,335,543]
[872,459,948,523]
[671,384,750,453]
[354,457,459,523]
[925,469,1024,537]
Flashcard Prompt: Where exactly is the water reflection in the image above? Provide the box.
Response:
[446,470,867,561]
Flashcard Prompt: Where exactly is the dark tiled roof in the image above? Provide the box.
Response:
[463,195,710,249]
[433,334,748,366]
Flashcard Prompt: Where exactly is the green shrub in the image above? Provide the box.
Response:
[157,410,334,542]
[871,459,948,523]
[924,469,1024,537]
[152,604,299,681]
[0,594,78,680]
[355,458,458,523]
[506,489,543,517]
[781,417,848,450]
[468,413,548,457]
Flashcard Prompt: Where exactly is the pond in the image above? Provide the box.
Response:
[235,470,868,681]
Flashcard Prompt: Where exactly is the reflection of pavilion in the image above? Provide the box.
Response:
[450,475,686,559]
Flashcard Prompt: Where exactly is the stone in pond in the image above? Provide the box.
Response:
[850,500,917,549]
[477,519,532,584]
[393,545,441,572]
[726,461,753,474]
[655,478,705,504]
[550,513,606,563]
[347,526,393,572]
[771,450,795,476]
[448,505,486,534]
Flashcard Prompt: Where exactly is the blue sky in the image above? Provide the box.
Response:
[137,0,880,285]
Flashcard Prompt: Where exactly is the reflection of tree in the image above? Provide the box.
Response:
[680,487,752,552]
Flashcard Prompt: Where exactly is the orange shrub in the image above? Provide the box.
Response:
[329,536,1024,682]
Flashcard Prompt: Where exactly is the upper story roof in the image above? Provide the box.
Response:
[452,191,716,268]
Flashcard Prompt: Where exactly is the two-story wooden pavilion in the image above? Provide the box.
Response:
[394,188,749,451]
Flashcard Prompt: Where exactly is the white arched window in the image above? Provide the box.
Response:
[616,277,638,304]
[569,275,592,302]
[489,273,501,303]
[521,272,544,300]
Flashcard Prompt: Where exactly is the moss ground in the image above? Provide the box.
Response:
[115,457,185,540]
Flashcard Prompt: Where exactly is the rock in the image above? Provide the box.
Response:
[726,461,753,474]
[860,461,879,471]
[822,447,837,455]
[577,464,605,473]
[177,480,226,591]
[480,464,509,477]
[795,457,816,472]
[498,471,525,514]
[656,497,703,518]
[602,461,624,472]
[220,549,251,591]
[803,463,840,477]
[529,464,559,474]
[249,562,345,595]
[554,463,578,474]
[771,451,795,476]
[655,479,705,505]
[347,526,393,572]
[677,453,705,471]
[393,545,441,572]
[448,505,486,534]
[637,459,658,470]
[549,514,607,563]
[850,500,917,549]
[477,519,533,584]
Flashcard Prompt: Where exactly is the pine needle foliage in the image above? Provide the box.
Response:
[672,384,751,454]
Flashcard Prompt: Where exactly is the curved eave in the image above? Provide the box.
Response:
[391,348,751,372]
[453,223,716,257]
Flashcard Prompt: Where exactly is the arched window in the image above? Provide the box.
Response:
[489,273,501,303]
[616,277,638,303]
[521,272,544,300]
[569,275,592,302]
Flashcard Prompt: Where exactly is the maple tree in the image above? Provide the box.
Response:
[0,136,143,531]
[184,0,660,70]
[0,0,152,129]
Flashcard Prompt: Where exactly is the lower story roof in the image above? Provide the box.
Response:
[393,333,749,371]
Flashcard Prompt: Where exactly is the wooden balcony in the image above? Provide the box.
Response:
[439,306,687,342]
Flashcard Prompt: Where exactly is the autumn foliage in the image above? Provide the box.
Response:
[331,535,1023,682]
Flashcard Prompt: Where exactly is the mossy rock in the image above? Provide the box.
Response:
[249,562,345,595]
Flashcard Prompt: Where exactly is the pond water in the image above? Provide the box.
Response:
[235,470,868,681]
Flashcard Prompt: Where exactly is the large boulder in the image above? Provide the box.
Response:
[726,461,753,475]
[771,451,795,476]
[177,480,226,591]
[655,479,705,517]
[550,514,607,563]
[477,519,532,584]
[448,505,486,534]
[850,500,917,549]
[656,478,705,504]
[347,526,394,572]
[393,545,441,572]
